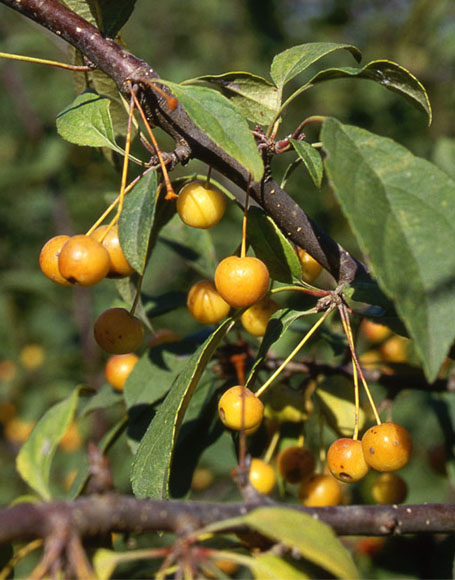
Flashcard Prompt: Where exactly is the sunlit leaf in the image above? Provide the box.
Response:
[270,42,361,89]
[322,118,455,381]
[162,82,264,181]
[316,377,366,437]
[56,89,124,153]
[131,319,234,498]
[17,387,82,500]
[193,72,281,125]
[310,60,432,125]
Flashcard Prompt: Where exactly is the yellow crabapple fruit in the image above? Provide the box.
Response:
[90,225,135,278]
[241,297,279,337]
[177,181,227,229]
[296,247,323,283]
[94,308,144,354]
[58,234,110,286]
[277,445,316,484]
[39,235,72,286]
[371,472,408,504]
[361,422,413,472]
[105,353,139,391]
[215,256,270,309]
[249,458,276,494]
[218,385,264,431]
[187,280,230,324]
[327,438,370,483]
[299,474,343,507]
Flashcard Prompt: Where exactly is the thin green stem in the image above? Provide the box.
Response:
[0,51,92,71]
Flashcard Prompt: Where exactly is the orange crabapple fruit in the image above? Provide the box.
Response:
[361,422,413,472]
[296,247,323,283]
[214,256,270,309]
[327,438,370,483]
[58,234,110,286]
[90,224,135,278]
[249,458,276,494]
[276,445,316,484]
[361,319,392,343]
[105,353,139,391]
[240,297,279,337]
[176,180,227,229]
[218,385,264,431]
[299,473,343,507]
[94,308,144,354]
[187,280,230,324]
[371,472,408,504]
[39,235,73,286]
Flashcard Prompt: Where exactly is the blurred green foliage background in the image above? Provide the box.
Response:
[0,1,454,577]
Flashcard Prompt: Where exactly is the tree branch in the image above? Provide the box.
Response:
[0,0,368,285]
[0,495,454,545]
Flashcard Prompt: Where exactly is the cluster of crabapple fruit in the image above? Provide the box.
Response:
[39,225,145,380]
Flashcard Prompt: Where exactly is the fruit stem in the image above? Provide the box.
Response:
[128,84,176,200]
[263,429,280,464]
[0,51,93,71]
[116,90,136,222]
[240,176,252,259]
[205,166,212,188]
[338,304,382,426]
[256,307,333,399]
[271,285,331,298]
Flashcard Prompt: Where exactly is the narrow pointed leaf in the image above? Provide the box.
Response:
[290,139,323,188]
[322,118,455,381]
[310,60,432,124]
[17,387,82,500]
[56,89,124,153]
[247,206,302,283]
[271,42,361,89]
[131,319,234,498]
[194,72,281,125]
[163,82,263,181]
[118,170,158,274]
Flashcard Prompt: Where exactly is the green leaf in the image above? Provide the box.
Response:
[60,0,136,36]
[290,139,323,188]
[162,82,264,181]
[247,207,302,283]
[119,170,158,274]
[93,548,118,580]
[270,42,361,89]
[160,214,217,278]
[56,89,124,153]
[193,72,281,125]
[80,384,122,417]
[208,507,359,579]
[16,387,82,500]
[131,319,234,498]
[322,118,455,381]
[249,554,310,579]
[310,60,432,125]
[124,349,187,409]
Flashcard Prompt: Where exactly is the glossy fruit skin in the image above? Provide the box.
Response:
[58,234,111,286]
[371,472,408,504]
[90,225,135,278]
[177,181,227,229]
[214,256,270,309]
[241,297,279,337]
[249,458,276,494]
[327,438,370,483]
[380,335,409,363]
[299,474,343,507]
[94,308,144,354]
[218,385,264,431]
[362,422,413,472]
[105,353,139,391]
[277,445,315,484]
[296,247,323,283]
[187,280,230,324]
[39,235,72,286]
